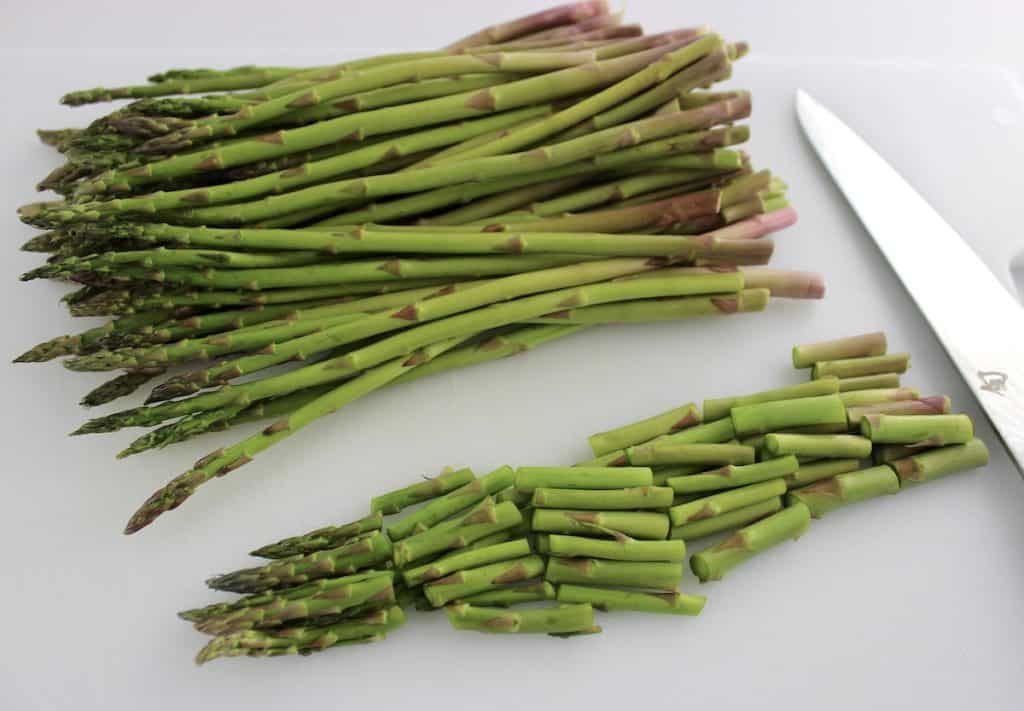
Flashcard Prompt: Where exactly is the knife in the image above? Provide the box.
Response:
[795,89,1024,475]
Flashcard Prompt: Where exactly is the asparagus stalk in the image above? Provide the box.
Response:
[546,534,686,562]
[387,466,516,540]
[526,289,770,324]
[785,465,899,517]
[666,455,798,494]
[730,394,848,436]
[812,353,910,380]
[392,500,523,567]
[669,496,783,540]
[80,368,166,407]
[668,479,786,527]
[445,1,612,51]
[205,533,393,593]
[426,34,726,163]
[179,568,391,623]
[531,485,674,509]
[557,584,705,615]
[762,433,873,460]
[545,557,683,591]
[424,554,546,606]
[846,396,952,422]
[738,268,825,299]
[92,106,556,213]
[41,39,719,204]
[402,539,532,586]
[835,373,902,391]
[889,439,989,486]
[84,270,742,437]
[578,417,736,467]
[458,581,556,607]
[531,509,669,539]
[124,337,468,533]
[689,502,811,581]
[587,403,700,457]
[136,49,606,152]
[195,605,405,664]
[838,387,920,407]
[872,443,935,465]
[45,94,747,229]
[446,601,595,634]
[791,332,887,368]
[782,459,861,489]
[702,378,840,422]
[859,414,973,446]
[250,511,384,559]
[514,466,653,491]
[192,572,395,635]
[73,258,662,404]
[624,442,756,467]
[370,466,476,515]
[62,66,300,106]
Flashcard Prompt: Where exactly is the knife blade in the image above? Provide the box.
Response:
[795,89,1024,475]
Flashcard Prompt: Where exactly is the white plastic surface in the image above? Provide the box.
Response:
[2,17,1023,711]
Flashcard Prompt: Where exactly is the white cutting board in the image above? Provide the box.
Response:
[1,51,1023,711]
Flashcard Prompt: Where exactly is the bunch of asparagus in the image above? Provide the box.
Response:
[181,331,988,663]
[14,1,824,535]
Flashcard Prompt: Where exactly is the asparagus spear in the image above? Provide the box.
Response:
[557,584,705,615]
[669,496,783,540]
[124,337,468,533]
[545,557,683,591]
[402,539,532,587]
[846,396,952,422]
[791,332,887,368]
[514,466,653,491]
[785,465,899,518]
[702,378,840,422]
[624,442,756,467]
[782,459,863,489]
[39,38,714,204]
[531,485,674,509]
[392,500,523,567]
[546,534,686,562]
[195,605,405,664]
[80,270,742,434]
[587,403,701,457]
[859,414,973,446]
[667,456,798,494]
[250,511,384,559]
[531,509,669,539]
[387,466,515,540]
[669,479,786,527]
[424,554,546,606]
[762,433,872,460]
[889,439,989,486]
[370,467,476,515]
[193,572,395,635]
[730,394,848,436]
[205,533,393,593]
[838,387,920,407]
[445,1,612,51]
[526,289,770,324]
[812,353,910,379]
[458,581,556,607]
[446,601,595,634]
[834,373,902,391]
[689,502,811,581]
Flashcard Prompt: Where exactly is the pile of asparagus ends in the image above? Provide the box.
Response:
[181,331,987,663]
[14,1,825,535]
